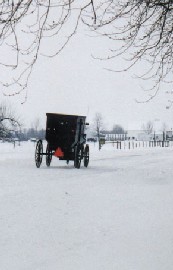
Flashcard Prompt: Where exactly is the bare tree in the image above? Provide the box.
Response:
[112,124,125,134]
[161,122,168,141]
[162,122,168,132]
[93,112,104,141]
[142,121,154,135]
[0,103,21,140]
[0,1,173,100]
[31,118,40,137]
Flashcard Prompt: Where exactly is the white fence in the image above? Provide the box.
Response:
[103,140,173,150]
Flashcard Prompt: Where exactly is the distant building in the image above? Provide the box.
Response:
[98,129,168,141]
[166,130,173,141]
[104,133,126,141]
[127,130,164,141]
[126,130,142,140]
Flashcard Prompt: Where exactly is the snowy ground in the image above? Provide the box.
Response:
[0,141,173,270]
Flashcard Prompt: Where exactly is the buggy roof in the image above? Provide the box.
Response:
[46,113,86,118]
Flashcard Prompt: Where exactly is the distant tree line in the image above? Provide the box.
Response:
[0,126,45,142]
[18,128,45,141]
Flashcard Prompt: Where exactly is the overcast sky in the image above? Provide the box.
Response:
[1,26,173,132]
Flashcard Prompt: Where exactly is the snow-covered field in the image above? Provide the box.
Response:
[0,141,173,270]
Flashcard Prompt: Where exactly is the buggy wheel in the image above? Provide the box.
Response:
[84,145,89,167]
[74,145,82,169]
[35,140,43,168]
[46,143,52,167]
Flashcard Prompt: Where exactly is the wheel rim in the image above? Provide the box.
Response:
[84,146,89,167]
[74,145,82,169]
[35,140,43,168]
[46,143,52,167]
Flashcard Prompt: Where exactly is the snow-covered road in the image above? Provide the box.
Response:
[0,142,173,270]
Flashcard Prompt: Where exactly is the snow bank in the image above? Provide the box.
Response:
[0,142,173,270]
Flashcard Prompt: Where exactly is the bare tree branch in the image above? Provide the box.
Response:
[0,1,173,101]
[0,102,22,140]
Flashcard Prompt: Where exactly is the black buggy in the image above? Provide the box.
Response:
[35,113,89,169]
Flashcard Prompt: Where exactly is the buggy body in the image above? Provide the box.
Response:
[35,113,89,168]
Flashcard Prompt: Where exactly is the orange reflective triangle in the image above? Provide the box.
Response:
[54,147,64,157]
